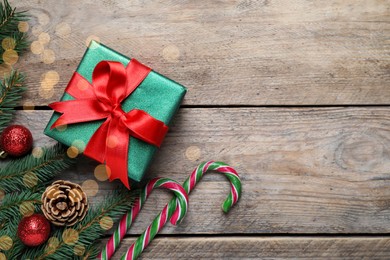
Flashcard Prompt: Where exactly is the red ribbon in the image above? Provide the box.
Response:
[49,59,168,189]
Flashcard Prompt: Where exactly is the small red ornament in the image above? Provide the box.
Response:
[17,214,50,247]
[0,124,33,157]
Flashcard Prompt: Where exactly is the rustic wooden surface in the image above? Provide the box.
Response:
[8,0,390,259]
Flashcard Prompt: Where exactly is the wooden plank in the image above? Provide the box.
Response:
[10,0,390,106]
[11,107,390,234]
[106,236,390,259]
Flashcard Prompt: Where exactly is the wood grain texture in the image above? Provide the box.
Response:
[13,107,390,234]
[11,0,390,106]
[105,236,390,259]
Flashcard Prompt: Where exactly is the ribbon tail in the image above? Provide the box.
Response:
[123,109,168,147]
[49,99,108,129]
[105,119,131,189]
[84,119,111,163]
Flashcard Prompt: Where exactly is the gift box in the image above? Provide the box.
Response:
[44,41,186,188]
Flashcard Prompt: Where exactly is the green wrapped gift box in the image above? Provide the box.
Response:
[44,41,186,185]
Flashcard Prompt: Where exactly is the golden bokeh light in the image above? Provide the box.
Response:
[76,79,89,91]
[19,201,35,217]
[162,45,180,62]
[38,13,50,26]
[0,64,11,77]
[99,216,114,230]
[82,180,99,197]
[85,35,100,48]
[32,147,44,159]
[45,70,60,85]
[73,244,86,256]
[71,139,86,153]
[2,37,16,50]
[3,49,19,65]
[106,135,118,149]
[185,146,201,161]
[44,237,59,254]
[94,164,109,181]
[42,49,56,64]
[0,236,12,251]
[32,25,43,36]
[31,41,44,55]
[67,146,79,158]
[23,172,38,188]
[55,22,71,38]
[62,229,79,245]
[0,252,5,260]
[38,32,50,46]
[0,190,4,200]
[23,101,35,112]
[18,21,29,32]
[39,86,54,99]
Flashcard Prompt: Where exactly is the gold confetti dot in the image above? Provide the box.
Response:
[99,216,113,230]
[2,37,16,50]
[67,146,79,159]
[19,201,35,217]
[23,172,38,188]
[62,229,79,245]
[40,78,54,91]
[0,236,12,251]
[162,45,180,62]
[42,49,55,64]
[31,41,44,55]
[38,32,50,46]
[0,252,5,260]
[32,147,44,158]
[0,190,4,200]
[38,13,50,26]
[18,21,29,32]
[54,121,67,132]
[85,35,100,48]
[94,164,109,181]
[106,135,118,148]
[32,25,43,36]
[3,49,18,65]
[45,70,60,85]
[82,180,99,197]
[44,237,59,254]
[74,244,85,256]
[55,22,71,38]
[185,146,201,161]
[72,140,86,153]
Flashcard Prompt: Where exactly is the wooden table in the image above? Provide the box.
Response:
[11,0,390,258]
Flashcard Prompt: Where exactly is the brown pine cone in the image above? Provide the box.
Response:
[41,180,89,226]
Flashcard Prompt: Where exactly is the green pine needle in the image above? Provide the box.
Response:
[0,215,24,259]
[0,0,30,60]
[0,143,75,193]
[22,189,136,260]
[0,70,26,132]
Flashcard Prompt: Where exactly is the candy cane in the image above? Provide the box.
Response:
[120,161,241,260]
[97,177,188,260]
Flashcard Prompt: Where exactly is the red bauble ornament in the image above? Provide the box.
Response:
[0,124,33,157]
[17,214,50,247]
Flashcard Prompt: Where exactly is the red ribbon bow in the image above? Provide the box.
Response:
[49,59,168,189]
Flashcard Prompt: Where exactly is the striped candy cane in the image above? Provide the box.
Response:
[97,177,188,260]
[120,161,241,260]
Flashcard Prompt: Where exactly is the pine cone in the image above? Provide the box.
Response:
[41,180,89,226]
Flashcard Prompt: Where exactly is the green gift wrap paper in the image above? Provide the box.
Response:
[44,41,186,183]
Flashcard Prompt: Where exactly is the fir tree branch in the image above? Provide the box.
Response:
[0,0,29,60]
[0,70,25,132]
[22,189,136,260]
[0,143,75,193]
[0,188,42,226]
